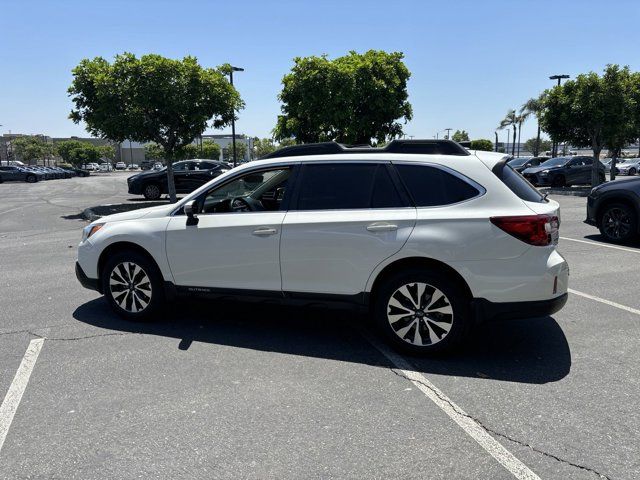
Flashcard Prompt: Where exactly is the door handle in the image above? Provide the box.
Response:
[252,227,278,236]
[366,222,398,232]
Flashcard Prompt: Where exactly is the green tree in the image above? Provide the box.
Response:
[12,136,48,164]
[253,137,277,158]
[145,143,165,160]
[520,96,546,156]
[222,141,247,162]
[497,109,519,156]
[523,137,552,155]
[469,139,493,151]
[200,140,221,160]
[99,145,116,162]
[539,64,636,186]
[56,140,102,167]
[69,53,243,202]
[274,50,412,145]
[452,130,469,142]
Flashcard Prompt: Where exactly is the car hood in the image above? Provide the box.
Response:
[128,170,163,181]
[95,204,174,223]
[522,165,561,174]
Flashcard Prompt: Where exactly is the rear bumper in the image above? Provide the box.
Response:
[75,261,100,292]
[473,293,568,322]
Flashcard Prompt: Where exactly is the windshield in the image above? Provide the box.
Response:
[540,157,569,167]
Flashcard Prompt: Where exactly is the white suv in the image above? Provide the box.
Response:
[75,140,568,354]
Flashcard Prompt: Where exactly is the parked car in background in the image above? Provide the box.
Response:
[140,160,155,170]
[115,162,127,170]
[152,162,163,170]
[22,166,48,181]
[65,167,90,177]
[615,158,640,176]
[586,176,640,242]
[82,163,100,171]
[0,165,40,183]
[128,164,139,170]
[522,156,605,187]
[98,163,113,172]
[508,156,550,173]
[77,140,568,355]
[127,159,230,200]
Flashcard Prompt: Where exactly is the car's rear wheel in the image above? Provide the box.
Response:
[599,203,638,243]
[373,269,470,355]
[629,168,637,176]
[143,183,161,200]
[551,175,566,187]
[26,174,37,183]
[102,251,164,321]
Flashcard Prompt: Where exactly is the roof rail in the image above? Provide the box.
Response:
[260,139,470,159]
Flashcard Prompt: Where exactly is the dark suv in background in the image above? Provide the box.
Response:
[522,156,605,187]
[508,156,550,173]
[586,177,640,242]
[127,159,230,200]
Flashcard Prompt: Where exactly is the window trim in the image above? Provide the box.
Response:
[289,161,413,212]
[391,160,486,208]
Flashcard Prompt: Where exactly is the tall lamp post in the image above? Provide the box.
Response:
[494,131,499,152]
[444,128,452,140]
[549,74,570,156]
[227,66,244,167]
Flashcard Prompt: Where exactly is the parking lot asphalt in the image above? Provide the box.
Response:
[1,174,639,479]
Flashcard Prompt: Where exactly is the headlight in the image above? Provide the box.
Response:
[82,223,104,242]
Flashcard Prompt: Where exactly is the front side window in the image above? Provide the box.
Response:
[198,168,291,214]
[296,163,404,210]
[172,162,187,171]
[395,164,480,207]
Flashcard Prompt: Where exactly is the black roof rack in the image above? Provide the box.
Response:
[261,139,470,159]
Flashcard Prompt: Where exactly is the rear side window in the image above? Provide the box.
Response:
[497,164,545,203]
[296,164,404,210]
[395,164,480,207]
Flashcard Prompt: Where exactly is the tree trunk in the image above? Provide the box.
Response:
[535,123,541,156]
[591,141,602,187]
[610,151,617,182]
[517,121,522,157]
[165,158,177,203]
[511,126,516,156]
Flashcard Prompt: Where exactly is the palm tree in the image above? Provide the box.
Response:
[520,96,544,156]
[498,109,518,156]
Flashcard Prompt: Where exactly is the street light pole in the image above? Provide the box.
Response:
[444,128,452,140]
[494,131,498,152]
[549,74,570,157]
[227,66,244,167]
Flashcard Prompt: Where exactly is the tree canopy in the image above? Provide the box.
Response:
[69,53,243,201]
[452,130,469,142]
[469,139,493,151]
[274,50,412,145]
[222,141,247,162]
[538,64,637,185]
[523,137,551,155]
[12,136,55,164]
[56,140,104,166]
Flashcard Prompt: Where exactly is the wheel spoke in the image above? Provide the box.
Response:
[110,262,151,313]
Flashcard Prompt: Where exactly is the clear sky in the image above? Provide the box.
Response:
[2,0,639,144]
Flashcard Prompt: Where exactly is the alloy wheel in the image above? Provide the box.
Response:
[144,184,160,200]
[109,262,152,313]
[602,207,632,240]
[387,282,454,346]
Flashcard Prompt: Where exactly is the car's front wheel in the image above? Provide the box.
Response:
[26,174,37,183]
[102,250,164,321]
[629,168,637,176]
[599,203,638,243]
[373,269,470,355]
[143,183,162,200]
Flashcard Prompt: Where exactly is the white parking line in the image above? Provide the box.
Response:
[0,338,45,454]
[569,288,640,316]
[560,236,640,254]
[366,336,540,480]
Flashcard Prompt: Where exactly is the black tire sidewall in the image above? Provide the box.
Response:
[27,175,37,183]
[373,269,470,356]
[102,250,165,321]
[599,203,638,242]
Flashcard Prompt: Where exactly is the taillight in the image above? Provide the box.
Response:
[490,214,559,246]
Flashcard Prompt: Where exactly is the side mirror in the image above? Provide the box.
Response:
[184,200,199,226]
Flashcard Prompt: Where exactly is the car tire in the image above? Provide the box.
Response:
[598,203,638,243]
[551,175,566,187]
[373,269,471,356]
[629,168,637,176]
[102,250,165,321]
[143,183,162,200]
[26,174,37,183]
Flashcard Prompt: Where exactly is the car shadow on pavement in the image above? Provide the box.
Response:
[583,233,640,248]
[73,298,571,385]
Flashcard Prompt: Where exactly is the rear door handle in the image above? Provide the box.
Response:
[252,227,278,236]
[366,222,398,232]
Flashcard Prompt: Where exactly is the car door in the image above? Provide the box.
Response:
[0,167,19,181]
[165,165,294,292]
[577,157,593,183]
[190,161,221,190]
[171,161,192,192]
[280,162,416,296]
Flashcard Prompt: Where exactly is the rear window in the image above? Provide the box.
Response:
[395,164,480,207]
[498,164,546,203]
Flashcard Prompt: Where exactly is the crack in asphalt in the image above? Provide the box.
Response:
[389,368,613,480]
[26,331,136,341]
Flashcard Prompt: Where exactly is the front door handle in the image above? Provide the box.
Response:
[366,222,398,232]
[252,227,278,236]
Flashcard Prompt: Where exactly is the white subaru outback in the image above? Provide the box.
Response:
[76,140,568,355]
